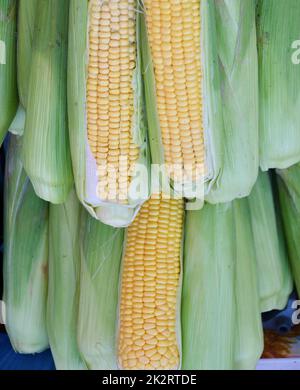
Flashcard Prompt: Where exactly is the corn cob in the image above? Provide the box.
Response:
[47,189,86,370]
[142,0,259,204]
[0,0,18,145]
[78,214,124,370]
[22,0,73,204]
[258,0,300,170]
[247,171,292,313]
[68,0,149,227]
[143,0,205,184]
[17,0,37,110]
[277,164,300,296]
[118,194,184,370]
[182,203,236,370]
[233,198,263,370]
[3,135,49,354]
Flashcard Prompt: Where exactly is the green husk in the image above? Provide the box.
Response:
[206,0,259,203]
[0,0,18,144]
[22,0,73,204]
[182,198,263,370]
[3,135,49,354]
[247,171,292,312]
[8,105,25,136]
[277,164,300,295]
[182,203,236,370]
[17,0,37,109]
[47,189,86,370]
[77,214,124,369]
[233,199,263,370]
[68,0,149,227]
[258,0,300,170]
[142,0,258,205]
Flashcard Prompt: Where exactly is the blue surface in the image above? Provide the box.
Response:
[0,333,55,370]
[262,292,298,334]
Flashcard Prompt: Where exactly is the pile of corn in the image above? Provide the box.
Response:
[1,0,300,370]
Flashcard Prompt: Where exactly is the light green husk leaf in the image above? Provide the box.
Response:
[68,0,150,227]
[277,164,300,295]
[17,0,37,109]
[0,0,18,144]
[142,0,258,205]
[22,0,73,204]
[3,135,49,354]
[247,171,292,313]
[182,197,263,370]
[8,105,25,136]
[258,0,300,170]
[233,198,263,370]
[77,214,124,369]
[47,189,86,370]
[206,0,259,203]
[182,203,236,370]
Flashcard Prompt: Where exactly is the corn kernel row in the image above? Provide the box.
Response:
[144,0,205,180]
[118,195,184,370]
[87,0,139,203]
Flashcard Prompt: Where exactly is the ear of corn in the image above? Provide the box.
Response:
[77,213,124,370]
[248,171,292,313]
[258,0,300,170]
[141,0,215,201]
[68,0,150,228]
[233,198,263,370]
[0,0,18,145]
[277,164,300,296]
[47,189,86,370]
[22,0,73,204]
[142,0,258,204]
[3,135,49,354]
[182,203,236,370]
[117,194,184,370]
[17,0,37,109]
